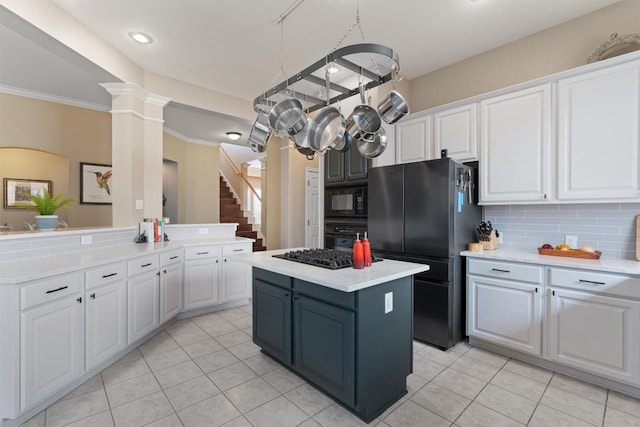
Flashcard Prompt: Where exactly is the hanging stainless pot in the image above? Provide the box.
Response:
[295,144,316,160]
[345,84,382,142]
[292,118,314,149]
[377,90,409,124]
[268,98,307,135]
[307,107,345,152]
[356,127,387,159]
[247,111,271,153]
[332,131,352,152]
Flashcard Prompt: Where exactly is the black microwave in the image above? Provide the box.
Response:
[326,186,367,217]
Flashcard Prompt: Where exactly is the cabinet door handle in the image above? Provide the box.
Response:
[197,252,209,255]
[90,293,96,299]
[77,297,82,303]
[579,279,606,285]
[543,194,548,199]
[101,272,118,278]
[141,263,152,268]
[491,268,510,273]
[535,287,538,293]
[156,272,161,276]
[163,269,167,274]
[232,249,243,252]
[552,290,556,296]
[170,255,178,260]
[45,285,68,294]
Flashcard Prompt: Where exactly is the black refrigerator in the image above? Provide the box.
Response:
[368,158,481,349]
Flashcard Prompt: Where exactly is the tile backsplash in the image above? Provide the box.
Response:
[483,203,640,260]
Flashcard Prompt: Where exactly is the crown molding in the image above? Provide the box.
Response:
[164,127,220,147]
[0,84,110,112]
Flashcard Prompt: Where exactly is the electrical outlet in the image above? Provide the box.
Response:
[80,235,92,245]
[198,228,209,234]
[385,292,393,314]
[565,235,578,248]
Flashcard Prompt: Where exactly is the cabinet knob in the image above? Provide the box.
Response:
[552,290,556,296]
[535,287,538,293]
[156,272,161,276]
[163,269,167,274]
[543,194,548,199]
[76,297,82,303]
[90,293,96,299]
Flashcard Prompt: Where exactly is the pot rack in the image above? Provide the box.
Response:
[253,43,400,114]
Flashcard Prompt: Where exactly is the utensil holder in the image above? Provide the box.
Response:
[482,231,499,250]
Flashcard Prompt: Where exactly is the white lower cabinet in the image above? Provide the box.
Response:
[127,255,160,344]
[467,259,543,356]
[221,243,252,302]
[84,262,127,371]
[547,272,640,385]
[160,249,183,323]
[20,273,84,411]
[184,246,221,310]
[85,280,127,370]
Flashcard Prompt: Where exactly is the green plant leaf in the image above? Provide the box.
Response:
[12,190,75,215]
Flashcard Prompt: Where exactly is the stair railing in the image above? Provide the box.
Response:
[220,146,262,202]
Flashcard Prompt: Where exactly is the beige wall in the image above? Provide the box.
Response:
[0,93,112,228]
[163,133,220,224]
[264,134,282,249]
[286,149,319,248]
[409,0,640,111]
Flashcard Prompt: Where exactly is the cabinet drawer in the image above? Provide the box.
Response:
[184,246,220,260]
[85,262,126,290]
[294,279,356,310]
[21,272,82,310]
[254,267,292,290]
[549,268,640,299]
[128,255,160,276]
[468,259,543,284]
[161,249,183,266]
[222,243,251,256]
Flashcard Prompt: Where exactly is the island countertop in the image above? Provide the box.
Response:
[232,248,430,292]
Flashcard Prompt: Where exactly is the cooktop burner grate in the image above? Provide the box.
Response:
[273,249,382,270]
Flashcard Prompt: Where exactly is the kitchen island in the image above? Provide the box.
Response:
[233,249,429,423]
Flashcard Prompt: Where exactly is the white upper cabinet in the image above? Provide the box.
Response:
[479,84,552,204]
[395,114,432,164]
[434,103,478,162]
[557,60,640,201]
[371,121,396,168]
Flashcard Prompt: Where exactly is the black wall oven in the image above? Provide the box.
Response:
[324,220,368,252]
[325,186,367,218]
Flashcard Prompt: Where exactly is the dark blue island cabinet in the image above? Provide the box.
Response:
[252,267,413,423]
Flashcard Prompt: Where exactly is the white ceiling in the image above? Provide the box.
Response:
[0,0,621,148]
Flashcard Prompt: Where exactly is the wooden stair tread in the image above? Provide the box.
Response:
[220,175,265,251]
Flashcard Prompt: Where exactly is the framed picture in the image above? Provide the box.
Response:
[3,178,53,209]
[80,162,113,205]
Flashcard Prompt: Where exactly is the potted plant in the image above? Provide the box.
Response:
[13,190,75,231]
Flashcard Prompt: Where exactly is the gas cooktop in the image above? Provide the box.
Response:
[273,249,382,270]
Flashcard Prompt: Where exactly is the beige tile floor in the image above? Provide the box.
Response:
[19,304,640,427]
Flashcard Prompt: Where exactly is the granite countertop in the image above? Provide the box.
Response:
[0,236,253,284]
[232,249,430,293]
[461,248,640,276]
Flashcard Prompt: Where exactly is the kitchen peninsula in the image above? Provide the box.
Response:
[233,249,429,423]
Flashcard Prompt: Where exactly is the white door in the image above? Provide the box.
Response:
[86,280,127,370]
[160,263,183,323]
[184,258,220,310]
[395,114,432,164]
[467,275,542,356]
[479,84,552,204]
[434,103,478,162]
[557,60,640,201]
[21,296,83,410]
[305,168,320,248]
[127,272,160,344]
[547,287,640,385]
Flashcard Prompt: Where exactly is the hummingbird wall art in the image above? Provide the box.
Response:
[88,170,112,195]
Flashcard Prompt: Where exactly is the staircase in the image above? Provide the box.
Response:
[219,176,266,252]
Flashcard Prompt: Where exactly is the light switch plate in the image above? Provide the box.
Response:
[135,199,143,210]
[385,292,393,314]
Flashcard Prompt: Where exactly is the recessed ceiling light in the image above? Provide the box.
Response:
[128,31,153,44]
[226,131,242,141]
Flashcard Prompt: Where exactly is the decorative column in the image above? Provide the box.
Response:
[101,83,171,227]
